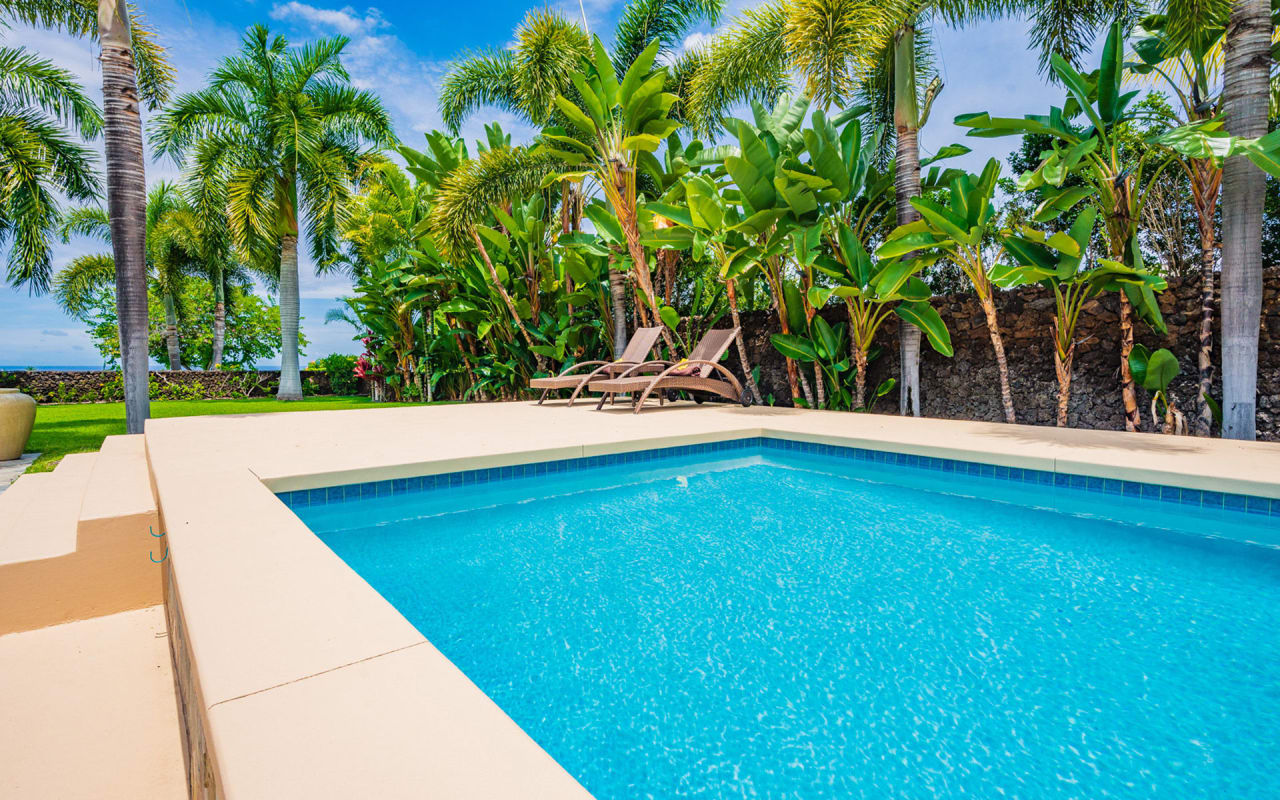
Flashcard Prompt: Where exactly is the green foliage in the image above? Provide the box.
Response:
[74,279,301,371]
[0,45,102,292]
[311,354,360,395]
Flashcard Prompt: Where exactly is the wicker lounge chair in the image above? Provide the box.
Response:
[528,326,663,406]
[587,327,751,413]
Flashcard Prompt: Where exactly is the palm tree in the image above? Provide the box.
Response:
[55,183,205,369]
[152,25,395,400]
[1219,0,1271,439]
[685,0,1129,416]
[1130,10,1231,436]
[3,0,175,433]
[0,46,101,291]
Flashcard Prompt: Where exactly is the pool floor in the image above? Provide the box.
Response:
[297,447,1280,799]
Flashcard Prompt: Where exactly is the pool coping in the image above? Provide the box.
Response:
[142,402,1280,798]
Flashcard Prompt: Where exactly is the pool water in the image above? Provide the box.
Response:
[295,444,1280,799]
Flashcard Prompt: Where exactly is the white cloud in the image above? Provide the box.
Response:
[41,329,69,337]
[681,31,713,54]
[265,1,539,146]
[269,2,389,37]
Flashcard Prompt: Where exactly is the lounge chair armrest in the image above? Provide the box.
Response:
[652,359,728,379]
[554,360,610,377]
[613,360,675,378]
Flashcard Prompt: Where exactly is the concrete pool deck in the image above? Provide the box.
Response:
[142,401,1280,797]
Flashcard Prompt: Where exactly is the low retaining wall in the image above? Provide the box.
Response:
[735,267,1280,441]
[0,369,342,403]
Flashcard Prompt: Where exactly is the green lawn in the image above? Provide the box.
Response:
[26,396,430,474]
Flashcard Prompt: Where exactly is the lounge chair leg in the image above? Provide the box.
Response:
[537,388,549,405]
[595,392,609,411]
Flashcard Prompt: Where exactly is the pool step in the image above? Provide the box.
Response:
[0,436,162,635]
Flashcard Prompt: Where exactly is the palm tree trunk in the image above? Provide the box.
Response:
[613,170,675,352]
[162,291,182,370]
[470,230,544,372]
[608,255,628,359]
[854,345,868,410]
[1054,341,1074,427]
[1192,159,1221,436]
[99,0,150,432]
[1118,293,1141,432]
[893,21,923,417]
[211,265,226,369]
[775,294,802,404]
[277,233,303,400]
[1220,0,1270,440]
[979,292,1016,423]
[797,367,815,407]
[725,279,759,402]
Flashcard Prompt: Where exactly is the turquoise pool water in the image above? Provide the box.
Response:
[294,441,1280,799]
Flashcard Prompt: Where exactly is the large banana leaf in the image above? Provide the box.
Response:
[894,302,953,357]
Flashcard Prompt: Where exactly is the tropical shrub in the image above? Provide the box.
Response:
[312,354,360,396]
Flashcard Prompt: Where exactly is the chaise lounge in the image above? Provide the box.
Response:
[587,327,751,413]
[529,326,663,406]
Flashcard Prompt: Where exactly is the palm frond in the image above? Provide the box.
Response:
[284,35,352,94]
[514,9,592,123]
[684,1,790,135]
[309,83,397,147]
[429,144,560,259]
[1023,0,1125,71]
[53,252,116,317]
[126,5,176,109]
[0,108,99,291]
[785,0,895,110]
[437,49,523,133]
[0,46,102,138]
[612,0,724,74]
[58,204,110,242]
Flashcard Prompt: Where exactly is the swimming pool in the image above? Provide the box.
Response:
[287,438,1280,799]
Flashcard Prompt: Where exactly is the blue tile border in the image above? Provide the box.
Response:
[275,435,1280,520]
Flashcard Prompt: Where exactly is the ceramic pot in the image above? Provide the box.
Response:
[0,388,36,460]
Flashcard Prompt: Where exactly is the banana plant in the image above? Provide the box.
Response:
[335,257,434,401]
[645,172,784,400]
[769,313,856,410]
[539,37,682,346]
[716,100,872,406]
[878,158,1023,424]
[1129,344,1186,435]
[1002,205,1167,427]
[477,194,552,320]
[956,20,1170,433]
[806,221,952,411]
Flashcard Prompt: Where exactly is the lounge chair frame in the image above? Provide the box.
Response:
[528,327,662,406]
[587,327,750,413]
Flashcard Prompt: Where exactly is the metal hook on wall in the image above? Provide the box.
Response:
[149,526,168,562]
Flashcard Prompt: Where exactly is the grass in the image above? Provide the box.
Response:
[25,396,429,474]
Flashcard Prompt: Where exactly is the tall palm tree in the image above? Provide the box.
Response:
[55,183,205,369]
[0,46,101,291]
[686,0,1128,416]
[4,0,175,433]
[1219,0,1272,439]
[152,25,395,399]
[1131,9,1230,436]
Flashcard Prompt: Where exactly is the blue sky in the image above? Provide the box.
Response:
[0,0,1081,366]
